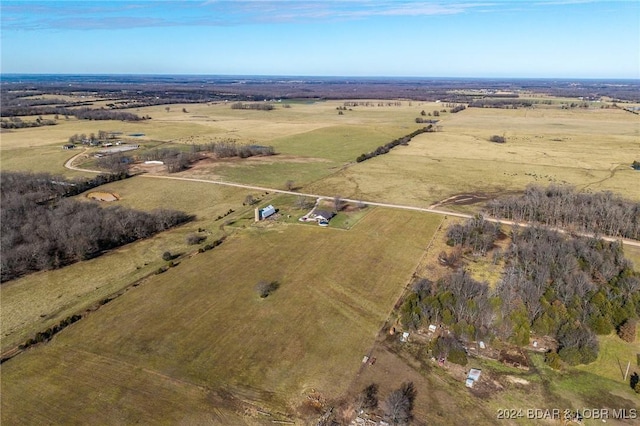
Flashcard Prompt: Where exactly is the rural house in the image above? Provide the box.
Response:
[313,210,335,222]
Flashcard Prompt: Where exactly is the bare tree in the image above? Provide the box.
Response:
[358,383,379,411]
[285,180,295,191]
[256,280,279,298]
[384,382,417,425]
[333,195,344,212]
[244,195,256,205]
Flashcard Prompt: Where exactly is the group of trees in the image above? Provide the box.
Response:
[1,116,56,129]
[190,140,276,158]
[468,99,533,109]
[1,104,144,121]
[1,172,192,282]
[343,101,403,107]
[401,217,640,366]
[94,140,277,174]
[356,126,432,163]
[446,215,502,256]
[356,382,416,425]
[230,102,274,111]
[487,184,640,240]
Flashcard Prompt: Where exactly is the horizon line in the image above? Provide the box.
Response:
[2,73,639,82]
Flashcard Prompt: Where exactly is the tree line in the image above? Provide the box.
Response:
[487,184,640,240]
[1,172,192,282]
[1,116,57,129]
[96,141,276,174]
[1,104,144,121]
[230,102,274,111]
[356,126,432,163]
[401,218,640,366]
[468,99,533,109]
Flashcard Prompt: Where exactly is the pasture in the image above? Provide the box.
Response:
[2,94,640,424]
[303,106,640,208]
[1,208,442,423]
[1,177,253,353]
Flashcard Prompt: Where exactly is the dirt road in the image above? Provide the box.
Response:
[62,157,640,249]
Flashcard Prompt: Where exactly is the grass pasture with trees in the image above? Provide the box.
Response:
[2,82,640,424]
[1,208,443,424]
[304,105,640,210]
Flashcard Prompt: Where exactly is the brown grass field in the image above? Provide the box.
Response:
[1,209,443,424]
[1,177,255,353]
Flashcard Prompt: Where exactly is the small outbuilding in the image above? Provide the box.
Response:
[256,205,276,221]
[466,368,482,388]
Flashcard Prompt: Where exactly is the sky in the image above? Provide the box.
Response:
[1,0,639,78]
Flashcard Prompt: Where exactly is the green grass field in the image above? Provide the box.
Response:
[1,209,442,423]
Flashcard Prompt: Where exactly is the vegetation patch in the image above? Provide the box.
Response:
[487,184,640,239]
[1,172,192,282]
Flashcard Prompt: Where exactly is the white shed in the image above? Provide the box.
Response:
[259,205,276,219]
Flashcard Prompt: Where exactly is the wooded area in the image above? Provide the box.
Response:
[487,184,640,240]
[402,218,640,366]
[0,172,192,282]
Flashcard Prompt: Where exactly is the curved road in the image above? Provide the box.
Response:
[64,149,103,173]
[63,155,640,249]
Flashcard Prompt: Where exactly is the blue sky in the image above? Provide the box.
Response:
[1,0,638,78]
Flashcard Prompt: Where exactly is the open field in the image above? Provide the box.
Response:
[4,99,637,207]
[304,106,640,208]
[1,208,442,423]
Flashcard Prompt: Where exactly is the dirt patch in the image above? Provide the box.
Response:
[499,347,530,370]
[430,193,492,208]
[506,376,530,385]
[86,192,120,202]
[430,190,522,209]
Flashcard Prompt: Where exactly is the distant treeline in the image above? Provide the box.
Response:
[0,172,192,282]
[487,184,640,240]
[402,218,640,366]
[1,117,57,129]
[356,127,432,163]
[230,102,274,111]
[3,76,640,104]
[468,99,534,109]
[0,104,144,121]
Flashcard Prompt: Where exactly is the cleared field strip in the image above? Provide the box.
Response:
[141,174,640,248]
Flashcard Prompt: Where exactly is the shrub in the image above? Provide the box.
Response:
[359,383,379,410]
[448,347,468,366]
[545,351,562,370]
[186,234,206,245]
[489,134,506,143]
[618,319,637,342]
[162,251,173,261]
[256,280,279,298]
